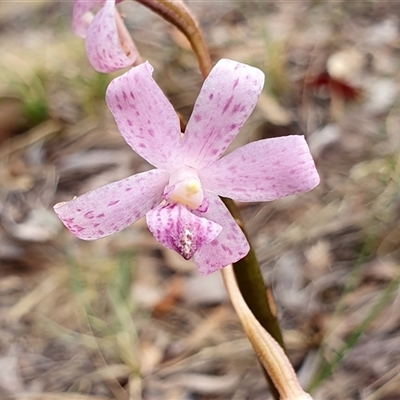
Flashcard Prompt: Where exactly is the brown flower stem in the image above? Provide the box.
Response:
[223,198,282,400]
[222,264,313,400]
[222,198,285,349]
[132,0,211,78]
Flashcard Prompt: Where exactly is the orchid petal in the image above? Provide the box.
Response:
[72,0,103,38]
[85,0,138,73]
[146,204,222,260]
[54,169,168,240]
[193,192,249,275]
[182,59,265,169]
[106,62,183,170]
[200,136,320,202]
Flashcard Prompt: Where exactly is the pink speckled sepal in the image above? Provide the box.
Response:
[72,0,104,38]
[182,59,265,170]
[106,62,182,170]
[85,0,138,72]
[200,135,320,202]
[54,169,168,240]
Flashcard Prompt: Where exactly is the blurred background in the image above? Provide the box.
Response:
[1,1,400,399]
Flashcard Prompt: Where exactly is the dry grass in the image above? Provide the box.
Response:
[1,1,400,399]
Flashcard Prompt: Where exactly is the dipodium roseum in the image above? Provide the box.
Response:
[72,0,138,72]
[54,59,319,275]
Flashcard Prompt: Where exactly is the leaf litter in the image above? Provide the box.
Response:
[1,1,400,399]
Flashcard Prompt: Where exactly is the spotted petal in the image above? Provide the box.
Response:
[200,135,320,202]
[85,0,138,73]
[54,169,168,240]
[193,192,250,275]
[72,0,104,38]
[182,59,265,170]
[146,204,222,260]
[106,62,183,170]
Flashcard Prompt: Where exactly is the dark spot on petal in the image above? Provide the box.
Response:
[232,103,242,113]
[221,244,233,255]
[222,95,234,115]
[84,211,95,219]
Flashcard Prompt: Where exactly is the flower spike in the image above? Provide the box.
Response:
[55,59,320,275]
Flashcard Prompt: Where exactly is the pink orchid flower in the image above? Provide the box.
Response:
[54,59,319,275]
[72,0,138,72]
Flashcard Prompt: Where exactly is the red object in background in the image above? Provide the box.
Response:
[306,71,361,102]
